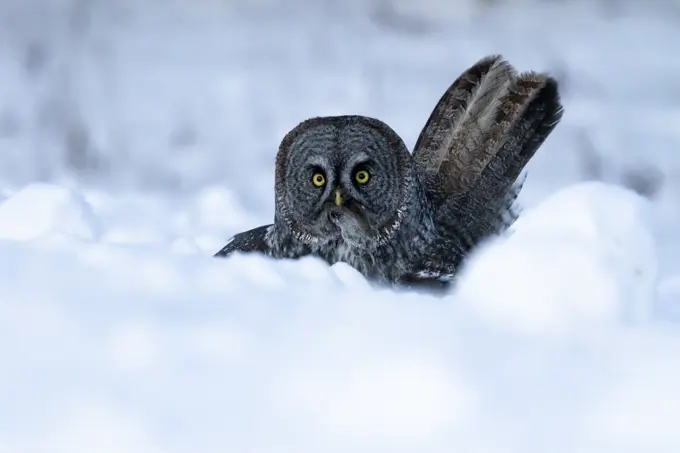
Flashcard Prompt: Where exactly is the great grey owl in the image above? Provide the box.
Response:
[215,55,564,289]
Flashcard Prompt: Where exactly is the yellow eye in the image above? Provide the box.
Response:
[312,173,326,187]
[355,169,370,184]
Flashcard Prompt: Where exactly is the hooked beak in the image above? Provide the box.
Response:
[334,188,343,207]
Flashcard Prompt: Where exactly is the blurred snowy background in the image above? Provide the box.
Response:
[2,0,680,452]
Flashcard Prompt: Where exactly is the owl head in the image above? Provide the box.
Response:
[274,115,415,250]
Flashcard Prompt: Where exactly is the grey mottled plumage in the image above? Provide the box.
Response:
[216,55,563,289]
[412,54,564,260]
[217,116,461,286]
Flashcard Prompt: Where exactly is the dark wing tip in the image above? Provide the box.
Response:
[514,72,564,127]
[214,224,273,258]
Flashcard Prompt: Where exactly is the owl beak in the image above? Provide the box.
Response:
[334,188,343,207]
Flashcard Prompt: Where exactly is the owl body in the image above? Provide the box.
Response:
[216,55,563,289]
[217,115,462,285]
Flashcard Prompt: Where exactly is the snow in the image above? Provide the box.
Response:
[2,1,680,453]
[0,183,100,242]
[457,182,658,335]
[0,182,675,453]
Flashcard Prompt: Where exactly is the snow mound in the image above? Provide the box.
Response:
[194,185,251,231]
[0,179,677,453]
[457,182,658,336]
[0,183,101,243]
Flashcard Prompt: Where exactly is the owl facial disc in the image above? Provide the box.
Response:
[274,115,413,250]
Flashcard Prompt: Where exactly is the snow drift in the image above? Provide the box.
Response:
[1,180,676,453]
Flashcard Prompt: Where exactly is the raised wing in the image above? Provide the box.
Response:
[435,72,564,250]
[412,54,516,205]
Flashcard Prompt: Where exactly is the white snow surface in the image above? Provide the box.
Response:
[3,1,680,452]
[0,181,674,453]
